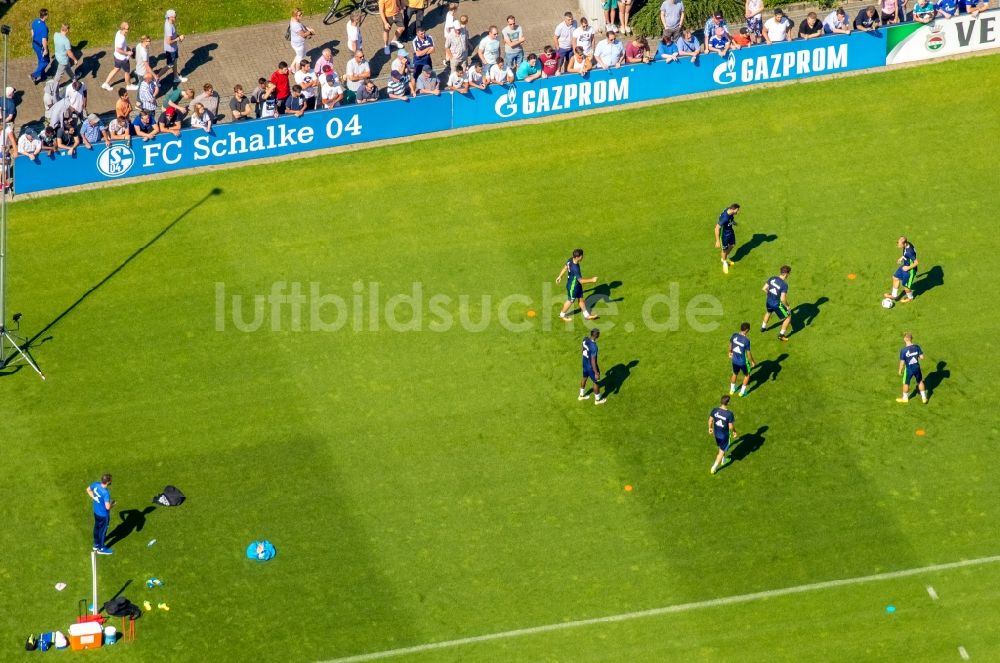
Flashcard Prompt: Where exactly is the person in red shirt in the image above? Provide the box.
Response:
[624,36,649,64]
[270,61,292,114]
[539,45,560,78]
[732,26,753,48]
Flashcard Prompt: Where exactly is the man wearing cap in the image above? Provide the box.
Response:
[593,30,625,69]
[30,9,50,85]
[101,22,136,92]
[2,87,15,125]
[320,69,344,109]
[412,26,435,80]
[415,68,441,96]
[703,12,729,52]
[294,59,318,111]
[164,10,188,83]
[345,50,371,97]
[763,9,792,44]
[80,113,111,149]
[86,474,115,555]
[53,23,79,86]
[157,106,182,136]
[391,49,411,76]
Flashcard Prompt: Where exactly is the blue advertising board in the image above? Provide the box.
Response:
[16,31,886,195]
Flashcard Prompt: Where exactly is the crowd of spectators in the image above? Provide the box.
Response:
[2,0,991,184]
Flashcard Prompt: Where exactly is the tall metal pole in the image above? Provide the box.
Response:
[0,27,8,350]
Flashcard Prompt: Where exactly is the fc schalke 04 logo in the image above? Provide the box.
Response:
[96,144,136,178]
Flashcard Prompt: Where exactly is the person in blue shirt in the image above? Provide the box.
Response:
[654,35,679,62]
[761,265,792,340]
[935,0,959,17]
[708,395,737,474]
[714,203,740,274]
[556,248,599,320]
[884,236,918,304]
[411,26,435,79]
[86,474,115,554]
[729,322,757,397]
[579,328,607,404]
[897,332,928,404]
[30,9,50,84]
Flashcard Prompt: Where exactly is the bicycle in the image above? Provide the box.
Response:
[323,0,380,25]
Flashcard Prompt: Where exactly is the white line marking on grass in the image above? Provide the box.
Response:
[927,585,938,600]
[321,555,1000,663]
[959,645,970,660]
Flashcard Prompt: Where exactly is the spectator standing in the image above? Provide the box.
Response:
[17,128,41,160]
[107,115,130,143]
[289,8,315,69]
[594,30,624,69]
[357,78,380,103]
[320,71,344,108]
[677,29,700,63]
[86,474,115,555]
[66,78,87,115]
[412,27,435,79]
[799,12,824,39]
[488,56,514,84]
[854,6,881,30]
[707,27,731,56]
[313,49,334,76]
[446,19,469,71]
[539,46,560,77]
[379,0,406,55]
[230,85,251,120]
[516,54,542,82]
[192,83,220,118]
[162,86,194,120]
[823,8,853,33]
[190,102,212,131]
[249,78,268,118]
[133,109,159,139]
[554,13,576,72]
[603,0,620,34]
[625,36,650,63]
[478,26,502,69]
[30,9,50,85]
[447,64,469,92]
[163,9,188,83]
[621,0,635,35]
[466,61,488,89]
[2,87,15,125]
[442,3,460,69]
[346,11,364,53]
[415,67,441,95]
[572,18,596,57]
[704,12,729,46]
[271,62,292,114]
[115,87,134,121]
[52,23,79,85]
[566,47,593,74]
[135,35,154,81]
[345,50,372,96]
[655,35,680,62]
[502,16,526,69]
[293,59,318,110]
[660,0,685,41]
[763,10,792,44]
[102,22,137,91]
[405,0,428,37]
[912,0,935,21]
[745,0,764,43]
[880,0,901,24]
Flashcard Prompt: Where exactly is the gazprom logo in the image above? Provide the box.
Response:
[494,85,518,118]
[713,52,738,85]
[96,145,136,178]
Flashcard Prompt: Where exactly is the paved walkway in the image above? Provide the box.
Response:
[9,0,565,126]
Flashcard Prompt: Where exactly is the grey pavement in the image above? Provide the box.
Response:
[8,0,570,127]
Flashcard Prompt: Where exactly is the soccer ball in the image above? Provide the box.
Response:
[881,297,895,309]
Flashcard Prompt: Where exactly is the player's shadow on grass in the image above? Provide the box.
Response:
[104,506,156,548]
[924,360,950,398]
[586,280,624,310]
[731,233,777,263]
[912,265,944,297]
[27,188,223,348]
[790,296,829,335]
[729,425,768,464]
[602,359,639,396]
[747,353,788,394]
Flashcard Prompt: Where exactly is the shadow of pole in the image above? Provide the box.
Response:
[27,188,223,347]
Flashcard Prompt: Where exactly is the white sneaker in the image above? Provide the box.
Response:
[559,314,571,321]
[179,76,189,83]
[126,84,138,91]
[595,396,607,405]
[101,83,113,91]
[578,394,590,401]
[391,40,405,48]
[722,261,729,274]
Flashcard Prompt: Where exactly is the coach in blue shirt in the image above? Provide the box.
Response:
[86,474,115,554]
[30,9,50,84]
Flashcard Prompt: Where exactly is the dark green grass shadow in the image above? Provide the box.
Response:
[731,233,778,263]
[104,506,156,548]
[27,188,223,348]
[729,425,768,464]
[601,359,639,397]
[747,353,788,394]
[925,360,950,399]
[790,296,829,336]
[912,265,943,297]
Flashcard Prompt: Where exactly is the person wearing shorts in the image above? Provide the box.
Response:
[556,249,599,320]
[708,396,736,474]
[761,266,792,341]
[603,0,620,33]
[101,22,135,91]
[380,0,406,54]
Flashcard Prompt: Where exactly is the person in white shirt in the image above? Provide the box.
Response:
[593,31,625,69]
[466,62,487,90]
[823,8,852,34]
[17,129,41,160]
[189,102,212,132]
[135,35,155,80]
[289,8,315,69]
[320,73,344,109]
[572,17,596,56]
[346,11,363,53]
[344,50,371,94]
[762,9,791,44]
[101,22,136,91]
[566,46,593,75]
[442,2,459,68]
[488,57,513,84]
[553,12,576,72]
[446,64,468,92]
[294,59,319,110]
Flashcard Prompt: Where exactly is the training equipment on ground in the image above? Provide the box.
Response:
[246,540,276,561]
[881,298,895,309]
[153,485,186,507]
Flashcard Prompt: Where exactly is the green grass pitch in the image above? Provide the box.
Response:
[3,54,999,661]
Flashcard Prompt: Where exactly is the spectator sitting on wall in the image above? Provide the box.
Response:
[707,27,732,56]
[799,12,824,39]
[539,45,560,77]
[823,8,853,34]
[488,56,513,84]
[516,54,543,82]
[132,108,159,140]
[655,35,680,62]
[763,9,792,44]
[357,78,380,104]
[854,6,882,30]
[594,30,625,69]
[625,36,650,63]
[447,64,469,92]
[107,115,131,143]
[387,70,411,100]
[189,102,213,132]
[965,0,989,17]
[677,29,700,62]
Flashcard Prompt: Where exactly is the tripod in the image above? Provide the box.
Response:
[0,316,45,379]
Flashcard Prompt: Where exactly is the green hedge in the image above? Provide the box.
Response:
[629,0,749,38]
